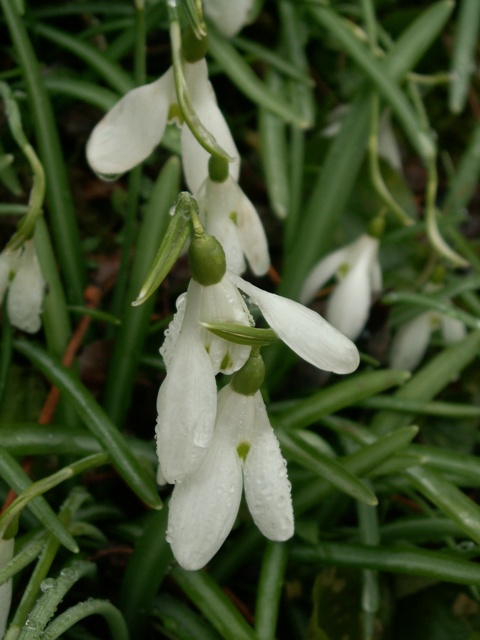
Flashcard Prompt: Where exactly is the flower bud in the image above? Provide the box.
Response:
[208,156,229,183]
[189,230,227,285]
[231,349,265,395]
[182,27,208,63]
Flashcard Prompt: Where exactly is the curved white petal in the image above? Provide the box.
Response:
[167,414,243,570]
[197,277,252,374]
[300,246,350,305]
[326,249,373,340]
[160,292,187,369]
[8,242,45,333]
[229,273,360,374]
[156,284,217,483]
[86,69,174,177]
[182,60,240,194]
[440,315,467,344]
[203,0,254,36]
[236,187,270,276]
[389,313,432,371]
[0,534,13,638]
[243,392,294,541]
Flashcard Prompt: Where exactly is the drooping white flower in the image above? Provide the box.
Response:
[167,383,294,570]
[86,59,239,193]
[203,0,255,37]
[156,276,252,484]
[197,174,270,276]
[0,529,14,638]
[228,272,360,373]
[0,240,45,333]
[389,310,467,372]
[299,234,382,341]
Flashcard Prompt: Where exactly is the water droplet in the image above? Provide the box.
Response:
[40,578,56,592]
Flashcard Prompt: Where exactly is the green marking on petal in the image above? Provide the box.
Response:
[168,103,184,125]
[221,353,233,371]
[236,441,251,460]
[229,211,238,225]
[337,262,351,279]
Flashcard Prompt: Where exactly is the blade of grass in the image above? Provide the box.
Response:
[448,0,480,113]
[14,339,161,509]
[254,542,288,640]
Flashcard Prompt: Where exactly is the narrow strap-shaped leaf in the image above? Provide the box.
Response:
[255,542,288,640]
[278,430,378,506]
[0,448,78,553]
[41,599,129,640]
[292,540,480,587]
[371,331,480,435]
[449,0,480,113]
[14,339,161,509]
[0,532,47,587]
[172,567,257,640]
[275,369,410,430]
[207,24,309,128]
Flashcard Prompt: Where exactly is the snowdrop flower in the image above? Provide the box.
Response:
[300,234,382,341]
[156,234,253,484]
[389,310,466,372]
[203,0,255,36]
[167,353,293,570]
[86,58,239,194]
[197,158,270,276]
[0,529,14,637]
[0,240,45,333]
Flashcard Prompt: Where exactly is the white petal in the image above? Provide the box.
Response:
[203,0,254,36]
[229,273,360,374]
[86,69,174,177]
[202,178,246,275]
[300,246,350,305]
[389,313,432,371]
[196,277,252,375]
[440,315,467,344]
[326,243,375,340]
[8,241,45,333]
[182,60,240,194]
[167,421,243,570]
[156,287,217,483]
[160,292,187,369]
[243,392,294,541]
[0,535,13,638]
[236,187,270,276]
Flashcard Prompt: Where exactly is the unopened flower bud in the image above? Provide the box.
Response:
[231,349,265,395]
[189,229,227,285]
[208,156,229,183]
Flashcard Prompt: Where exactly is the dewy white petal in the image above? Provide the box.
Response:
[156,283,217,483]
[326,257,371,340]
[300,246,350,305]
[0,533,13,638]
[243,392,294,541]
[203,0,254,36]
[229,273,360,374]
[182,60,240,194]
[167,391,244,570]
[197,277,252,375]
[7,241,45,333]
[440,314,467,344]
[236,186,270,277]
[86,68,174,177]
[389,312,433,371]
[160,292,187,370]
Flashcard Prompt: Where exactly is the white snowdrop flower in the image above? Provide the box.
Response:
[0,529,14,638]
[203,0,255,36]
[86,59,239,193]
[299,234,382,341]
[197,173,270,276]
[0,240,45,333]
[228,272,360,373]
[389,310,467,372]
[167,382,293,571]
[156,277,252,484]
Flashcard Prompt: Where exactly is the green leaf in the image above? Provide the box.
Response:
[14,339,161,510]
